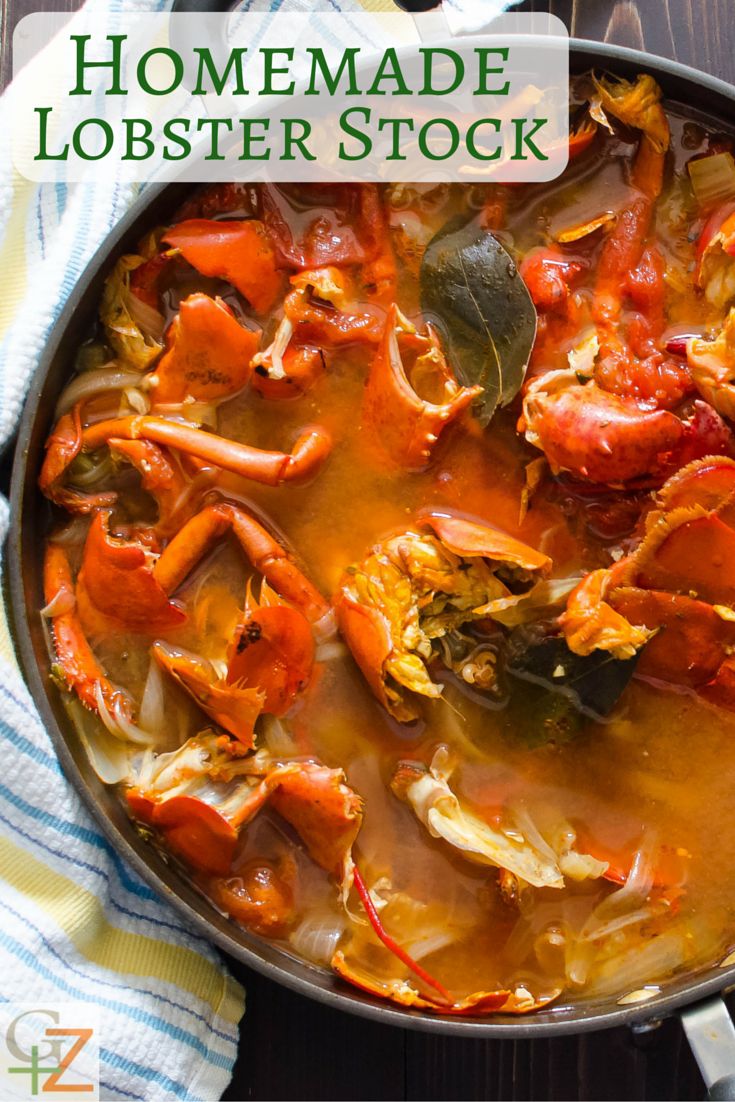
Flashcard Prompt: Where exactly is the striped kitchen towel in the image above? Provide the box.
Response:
[0,0,251,1093]
[0,1,513,1099]
[0,506,245,1101]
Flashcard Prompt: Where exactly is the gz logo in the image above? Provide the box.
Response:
[1,1005,99,1101]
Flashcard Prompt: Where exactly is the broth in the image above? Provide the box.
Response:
[39,73,735,1015]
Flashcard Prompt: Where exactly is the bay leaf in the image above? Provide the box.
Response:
[505,626,641,722]
[420,217,537,426]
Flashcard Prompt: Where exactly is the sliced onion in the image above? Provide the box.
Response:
[555,211,615,244]
[123,387,150,414]
[315,641,348,663]
[581,905,656,943]
[93,682,155,746]
[139,657,166,735]
[50,517,90,546]
[127,289,165,341]
[131,747,157,791]
[70,454,114,487]
[586,931,687,998]
[509,804,558,865]
[77,723,136,784]
[534,926,567,976]
[688,151,735,209]
[55,368,146,418]
[261,715,297,758]
[149,401,218,428]
[577,838,658,946]
[617,986,660,1005]
[405,931,456,962]
[565,938,596,988]
[290,910,346,964]
[40,588,75,618]
[619,838,658,901]
[114,709,160,747]
[558,851,609,883]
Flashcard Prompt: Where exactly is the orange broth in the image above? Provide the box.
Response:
[48,96,735,1013]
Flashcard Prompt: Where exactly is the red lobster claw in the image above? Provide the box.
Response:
[153,765,297,875]
[226,601,316,717]
[150,293,260,403]
[39,404,117,514]
[152,644,264,748]
[43,541,133,718]
[362,304,482,470]
[610,587,735,689]
[163,219,284,314]
[76,511,186,636]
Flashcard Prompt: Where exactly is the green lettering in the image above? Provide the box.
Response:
[420,48,463,95]
[193,47,248,95]
[377,116,413,160]
[261,48,295,95]
[70,34,127,95]
[162,117,192,160]
[239,118,271,160]
[306,47,361,96]
[283,118,315,161]
[466,117,501,161]
[511,117,548,160]
[339,106,372,161]
[474,47,510,95]
[122,117,154,160]
[137,47,184,96]
[367,48,412,96]
[34,107,69,160]
[72,117,114,160]
[418,118,460,161]
[196,116,233,160]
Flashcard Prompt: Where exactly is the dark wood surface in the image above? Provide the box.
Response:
[3,1,735,1098]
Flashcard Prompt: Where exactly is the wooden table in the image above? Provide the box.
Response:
[2,1,734,1098]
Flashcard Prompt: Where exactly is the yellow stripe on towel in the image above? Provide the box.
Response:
[0,833,243,1024]
[358,0,403,10]
[0,169,31,344]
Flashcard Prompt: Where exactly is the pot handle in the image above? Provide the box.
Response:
[681,997,735,1099]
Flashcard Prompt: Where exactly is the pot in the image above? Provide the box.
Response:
[8,27,735,1097]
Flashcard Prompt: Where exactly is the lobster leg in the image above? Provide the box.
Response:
[593,199,654,327]
[107,438,200,535]
[39,405,116,513]
[82,416,332,487]
[152,502,331,626]
[43,542,133,718]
